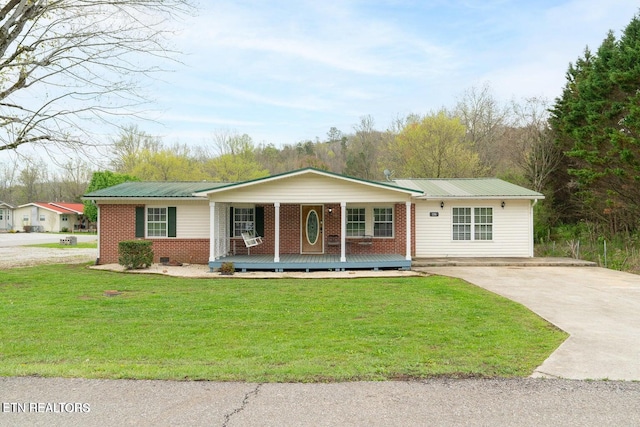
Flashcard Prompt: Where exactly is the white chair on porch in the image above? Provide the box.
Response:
[241,230,263,255]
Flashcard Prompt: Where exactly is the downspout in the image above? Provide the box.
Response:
[530,199,538,257]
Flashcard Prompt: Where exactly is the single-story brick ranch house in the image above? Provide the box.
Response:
[83,168,544,271]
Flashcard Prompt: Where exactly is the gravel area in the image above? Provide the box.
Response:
[0,246,97,269]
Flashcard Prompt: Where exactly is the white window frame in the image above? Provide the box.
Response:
[452,207,493,241]
[474,207,493,240]
[61,215,69,222]
[233,206,255,237]
[346,207,366,237]
[373,206,394,238]
[147,207,168,238]
[39,214,46,222]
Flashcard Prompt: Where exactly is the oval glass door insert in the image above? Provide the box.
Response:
[306,210,319,245]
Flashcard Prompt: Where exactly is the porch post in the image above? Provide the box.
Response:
[340,202,347,262]
[96,205,100,262]
[274,202,280,263]
[209,201,216,262]
[405,201,412,261]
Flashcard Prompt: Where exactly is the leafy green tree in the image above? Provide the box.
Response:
[204,132,268,181]
[550,13,640,231]
[390,111,486,178]
[205,154,269,182]
[83,171,139,222]
[130,147,207,181]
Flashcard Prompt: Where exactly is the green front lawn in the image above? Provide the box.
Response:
[0,264,566,382]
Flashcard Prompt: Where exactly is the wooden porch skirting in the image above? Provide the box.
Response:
[209,254,411,272]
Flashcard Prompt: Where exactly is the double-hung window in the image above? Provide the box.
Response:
[474,207,493,240]
[453,207,493,241]
[346,208,366,237]
[234,207,255,237]
[147,207,167,237]
[136,206,175,238]
[373,207,393,237]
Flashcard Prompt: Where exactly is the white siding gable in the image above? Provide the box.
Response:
[207,173,414,204]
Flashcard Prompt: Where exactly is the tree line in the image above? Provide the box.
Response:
[0,84,550,206]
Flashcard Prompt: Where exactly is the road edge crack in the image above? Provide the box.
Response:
[222,383,263,426]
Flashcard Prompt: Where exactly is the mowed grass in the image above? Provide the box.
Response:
[0,264,567,382]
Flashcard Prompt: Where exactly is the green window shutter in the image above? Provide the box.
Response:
[168,207,177,237]
[229,207,234,237]
[135,207,145,238]
[255,206,264,236]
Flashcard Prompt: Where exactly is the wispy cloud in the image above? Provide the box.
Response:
[121,1,640,147]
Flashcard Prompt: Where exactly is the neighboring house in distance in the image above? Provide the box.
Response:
[13,202,85,232]
[84,168,544,271]
[0,202,14,231]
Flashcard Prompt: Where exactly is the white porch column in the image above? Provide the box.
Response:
[209,201,216,262]
[405,201,412,261]
[96,205,100,262]
[340,202,347,262]
[274,202,280,263]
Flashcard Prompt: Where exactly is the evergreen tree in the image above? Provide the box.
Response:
[549,13,640,232]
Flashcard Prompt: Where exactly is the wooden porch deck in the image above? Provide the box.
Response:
[209,254,411,272]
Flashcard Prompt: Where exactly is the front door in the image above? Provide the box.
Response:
[301,205,323,254]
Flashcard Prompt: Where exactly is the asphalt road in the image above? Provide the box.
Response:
[1,377,639,427]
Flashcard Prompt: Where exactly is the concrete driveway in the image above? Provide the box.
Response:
[420,266,640,381]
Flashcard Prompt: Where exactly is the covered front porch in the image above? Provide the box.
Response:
[209,253,411,272]
[194,168,423,273]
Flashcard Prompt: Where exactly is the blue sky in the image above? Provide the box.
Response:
[47,1,640,152]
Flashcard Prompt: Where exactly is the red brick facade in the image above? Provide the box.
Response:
[98,202,415,265]
[98,204,209,264]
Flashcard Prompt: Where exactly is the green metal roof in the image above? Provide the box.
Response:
[83,171,543,200]
[394,178,543,198]
[84,181,229,198]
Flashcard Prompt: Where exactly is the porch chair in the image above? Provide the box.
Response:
[241,230,263,255]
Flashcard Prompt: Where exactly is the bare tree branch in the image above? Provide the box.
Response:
[0,0,194,153]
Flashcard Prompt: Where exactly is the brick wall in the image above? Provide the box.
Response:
[98,204,209,264]
[98,204,137,264]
